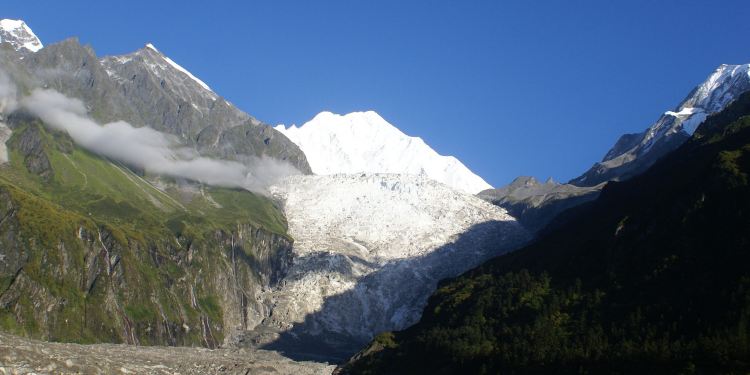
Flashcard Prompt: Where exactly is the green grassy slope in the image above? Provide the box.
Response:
[0,118,291,347]
[2,120,288,238]
[341,93,750,374]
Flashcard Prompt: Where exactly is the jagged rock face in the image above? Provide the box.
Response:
[10,122,53,180]
[0,181,293,348]
[239,174,529,360]
[572,63,750,187]
[100,44,312,173]
[479,176,602,233]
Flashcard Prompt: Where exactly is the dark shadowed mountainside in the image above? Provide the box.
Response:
[340,91,750,374]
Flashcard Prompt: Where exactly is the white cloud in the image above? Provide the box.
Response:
[0,70,18,115]
[19,88,298,193]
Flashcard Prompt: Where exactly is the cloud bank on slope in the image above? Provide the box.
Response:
[0,73,297,193]
[0,71,17,114]
[0,71,15,163]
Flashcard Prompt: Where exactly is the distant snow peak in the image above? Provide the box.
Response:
[0,19,43,52]
[275,111,493,194]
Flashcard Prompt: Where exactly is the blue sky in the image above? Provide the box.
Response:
[4,1,750,187]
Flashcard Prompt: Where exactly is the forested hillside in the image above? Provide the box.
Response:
[340,92,750,374]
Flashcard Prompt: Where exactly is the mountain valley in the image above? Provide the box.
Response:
[0,18,527,373]
[1,14,749,375]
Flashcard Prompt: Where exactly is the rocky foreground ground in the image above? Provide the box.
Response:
[0,333,335,375]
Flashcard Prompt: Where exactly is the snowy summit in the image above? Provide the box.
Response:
[275,111,493,194]
[0,19,43,52]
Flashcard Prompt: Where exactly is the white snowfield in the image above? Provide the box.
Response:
[251,174,528,352]
[275,111,493,194]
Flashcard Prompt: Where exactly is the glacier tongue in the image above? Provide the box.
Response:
[0,19,43,52]
[275,111,493,194]
[242,173,528,360]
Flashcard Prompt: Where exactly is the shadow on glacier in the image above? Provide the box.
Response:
[286,251,382,278]
[258,220,530,363]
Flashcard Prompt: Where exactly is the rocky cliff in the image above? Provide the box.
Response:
[0,115,294,348]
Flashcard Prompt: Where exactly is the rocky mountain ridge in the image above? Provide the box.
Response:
[0,18,311,175]
[571,63,750,186]
[478,176,601,233]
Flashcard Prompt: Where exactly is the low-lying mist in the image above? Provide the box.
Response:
[0,70,299,194]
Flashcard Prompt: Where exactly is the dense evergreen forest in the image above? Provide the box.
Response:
[340,93,750,374]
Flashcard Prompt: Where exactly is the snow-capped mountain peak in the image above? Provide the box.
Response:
[571,62,750,186]
[684,63,750,112]
[0,19,43,52]
[661,63,750,135]
[633,63,750,144]
[275,111,493,194]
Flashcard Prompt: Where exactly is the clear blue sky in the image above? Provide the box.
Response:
[4,1,750,187]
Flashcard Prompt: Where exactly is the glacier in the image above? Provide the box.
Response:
[236,173,529,360]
